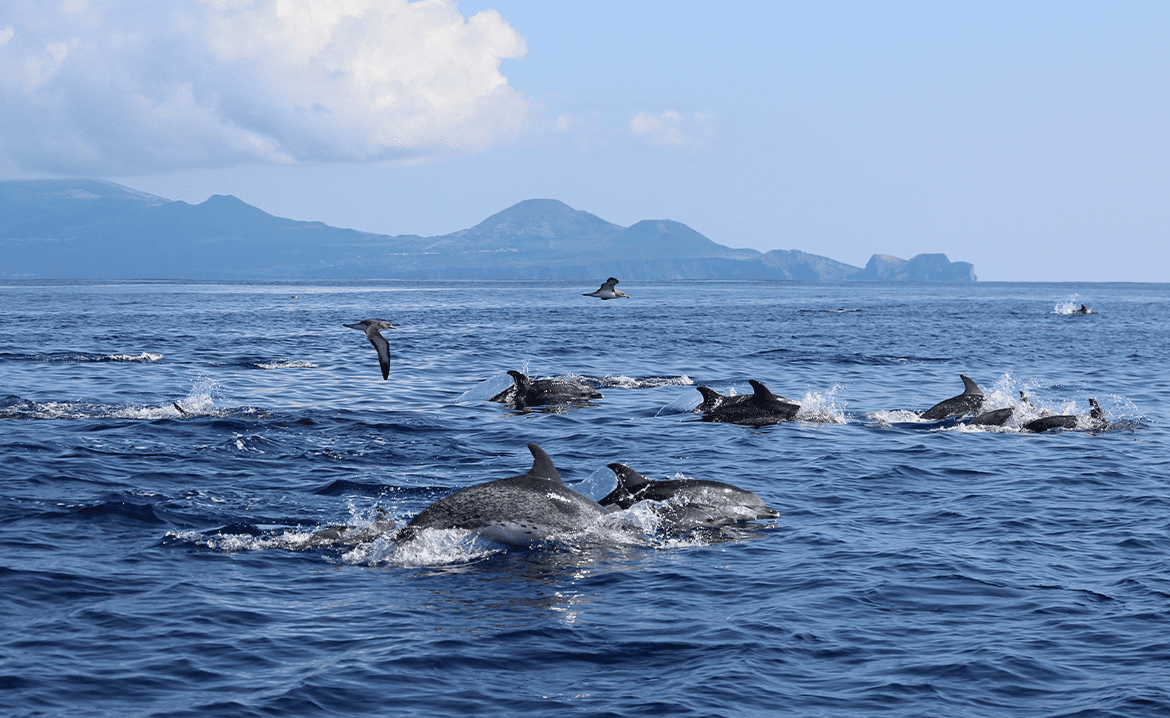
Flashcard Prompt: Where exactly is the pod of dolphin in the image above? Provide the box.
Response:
[342,278,1119,549]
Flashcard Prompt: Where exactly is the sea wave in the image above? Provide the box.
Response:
[581,374,693,389]
[254,360,318,369]
[40,352,164,363]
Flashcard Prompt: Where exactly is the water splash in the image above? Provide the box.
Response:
[254,360,318,369]
[171,377,220,416]
[40,352,164,363]
[1054,294,1093,314]
[794,384,849,424]
[586,374,693,389]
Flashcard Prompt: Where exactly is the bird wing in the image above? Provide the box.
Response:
[368,330,390,380]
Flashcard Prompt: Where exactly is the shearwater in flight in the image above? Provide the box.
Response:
[344,319,397,380]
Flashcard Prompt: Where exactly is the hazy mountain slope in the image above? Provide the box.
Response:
[1,179,974,281]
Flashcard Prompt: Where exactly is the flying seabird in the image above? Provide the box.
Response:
[583,277,629,300]
[344,319,397,380]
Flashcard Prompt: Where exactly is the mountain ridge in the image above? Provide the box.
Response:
[0,179,975,281]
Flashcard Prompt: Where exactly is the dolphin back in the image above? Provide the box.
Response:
[919,374,985,420]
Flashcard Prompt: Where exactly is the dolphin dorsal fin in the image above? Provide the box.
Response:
[607,463,654,493]
[696,387,725,409]
[526,443,563,484]
[959,375,983,396]
[748,379,776,401]
[696,387,723,401]
[1089,398,1104,420]
[508,370,531,392]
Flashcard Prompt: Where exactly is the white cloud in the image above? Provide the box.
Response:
[0,0,528,175]
[629,110,714,148]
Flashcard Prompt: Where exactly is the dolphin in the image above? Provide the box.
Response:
[694,386,750,414]
[344,319,397,380]
[914,405,1014,431]
[490,370,602,408]
[1023,398,1105,433]
[583,277,629,300]
[965,407,1014,427]
[396,444,608,546]
[600,463,779,528]
[700,379,800,425]
[919,375,985,420]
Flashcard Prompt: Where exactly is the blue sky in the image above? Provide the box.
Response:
[2,1,1168,281]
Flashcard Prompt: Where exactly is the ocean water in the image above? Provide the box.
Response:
[1,279,1167,717]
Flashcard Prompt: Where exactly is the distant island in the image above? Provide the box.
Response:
[0,179,976,282]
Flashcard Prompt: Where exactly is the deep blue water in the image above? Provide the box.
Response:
[1,279,1167,717]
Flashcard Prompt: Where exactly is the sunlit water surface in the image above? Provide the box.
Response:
[1,280,1167,717]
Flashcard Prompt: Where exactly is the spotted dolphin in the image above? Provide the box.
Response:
[600,462,779,528]
[694,386,749,414]
[396,444,608,546]
[490,370,602,408]
[700,379,800,425]
[1023,398,1105,433]
[919,375,985,420]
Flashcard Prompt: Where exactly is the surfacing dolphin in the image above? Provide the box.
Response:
[965,407,1014,427]
[490,370,602,408]
[916,405,1014,431]
[344,319,397,380]
[694,386,750,414]
[1022,397,1105,433]
[700,379,800,425]
[919,375,985,420]
[600,463,779,528]
[583,277,629,300]
[396,443,608,546]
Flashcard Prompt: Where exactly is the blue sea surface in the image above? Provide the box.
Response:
[1,279,1167,717]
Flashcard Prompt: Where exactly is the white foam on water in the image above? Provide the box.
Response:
[864,408,922,425]
[794,384,849,424]
[255,360,318,369]
[1053,294,1093,314]
[588,374,693,389]
[104,352,164,362]
[171,377,220,416]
